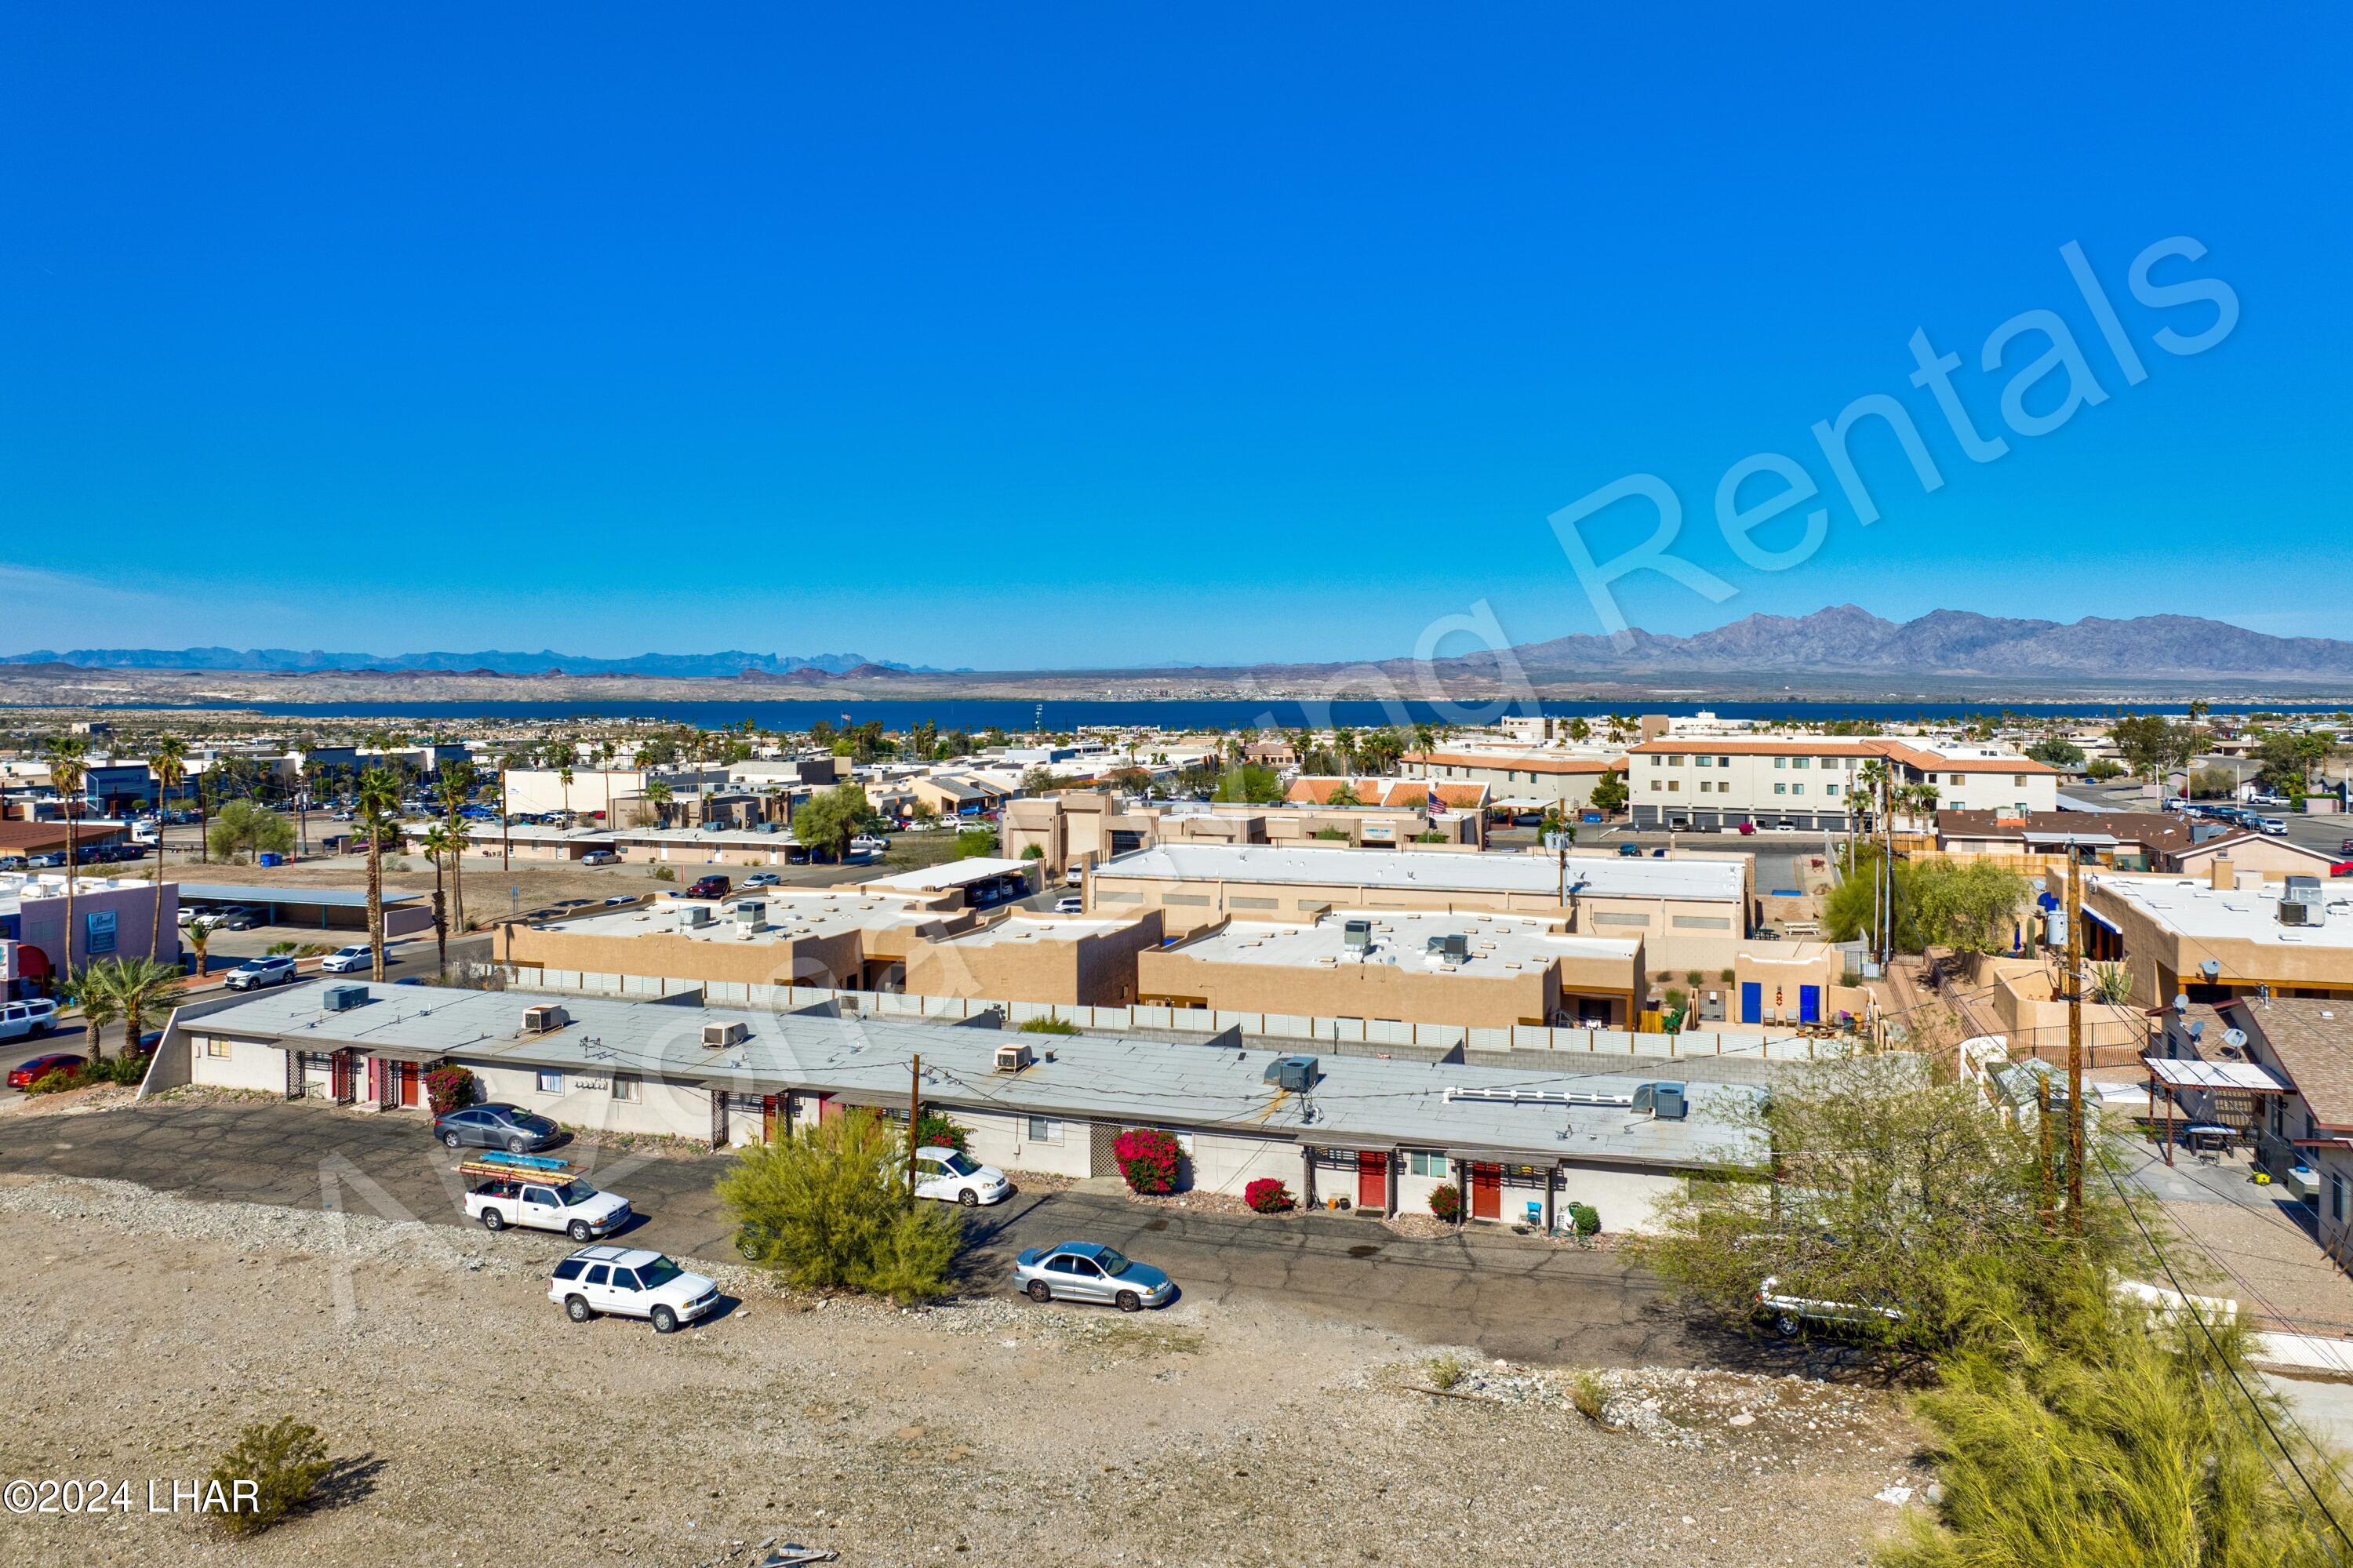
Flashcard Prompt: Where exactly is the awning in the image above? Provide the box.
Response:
[2143,1056,2294,1093]
[2082,905,2121,934]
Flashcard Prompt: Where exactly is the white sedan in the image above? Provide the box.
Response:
[909,1146,1013,1206]
[319,944,379,973]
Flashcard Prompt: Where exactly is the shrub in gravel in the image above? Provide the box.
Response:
[1427,1184,1461,1223]
[717,1108,963,1301]
[1114,1128,1183,1194]
[424,1065,478,1115]
[1245,1178,1295,1214]
[27,1067,80,1096]
[210,1416,332,1537]
[1424,1352,1464,1390]
[1568,1202,1600,1239]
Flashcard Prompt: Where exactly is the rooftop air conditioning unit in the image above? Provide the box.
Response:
[1631,1081,1688,1120]
[522,1004,569,1035]
[736,900,766,930]
[703,1020,747,1050]
[682,905,712,928]
[1342,918,1373,950]
[994,1042,1035,1074]
[2280,898,2321,927]
[1263,1054,1319,1093]
[1427,933,1470,959]
[321,984,369,1013]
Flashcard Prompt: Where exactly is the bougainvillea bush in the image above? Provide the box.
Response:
[1427,1183,1462,1222]
[1114,1127,1183,1194]
[424,1065,478,1116]
[1245,1178,1295,1214]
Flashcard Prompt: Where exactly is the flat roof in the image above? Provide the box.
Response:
[2144,1056,2294,1093]
[540,890,956,944]
[1096,843,1746,903]
[857,857,1034,891]
[609,827,806,847]
[2090,875,2353,951]
[1167,911,1639,977]
[176,882,424,908]
[185,980,1770,1170]
[935,914,1136,948]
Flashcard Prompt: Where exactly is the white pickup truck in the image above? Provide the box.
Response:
[463,1167,632,1242]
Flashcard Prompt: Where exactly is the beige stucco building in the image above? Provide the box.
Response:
[1625,737,2059,832]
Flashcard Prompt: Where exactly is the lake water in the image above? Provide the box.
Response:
[35,697,2351,729]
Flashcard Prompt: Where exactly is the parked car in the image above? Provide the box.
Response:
[1054,895,1085,914]
[685,875,731,899]
[5,1050,84,1088]
[547,1246,719,1333]
[217,906,264,930]
[434,1103,560,1153]
[849,834,889,855]
[1013,1241,1174,1312]
[224,955,297,991]
[466,1170,631,1241]
[1616,842,1644,857]
[2258,817,2290,836]
[580,850,617,866]
[1756,1275,1903,1339]
[743,872,781,888]
[1736,820,1757,835]
[601,894,635,907]
[1064,864,1084,886]
[319,944,376,973]
[906,1145,1012,1206]
[0,999,60,1043]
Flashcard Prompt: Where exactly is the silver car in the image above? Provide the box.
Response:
[1013,1241,1175,1312]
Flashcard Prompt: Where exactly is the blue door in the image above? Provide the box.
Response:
[1798,985,1821,1024]
[1739,982,1762,1024]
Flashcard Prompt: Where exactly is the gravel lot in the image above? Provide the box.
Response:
[0,1173,1926,1567]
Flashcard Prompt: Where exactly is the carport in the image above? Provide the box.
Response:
[176,882,433,936]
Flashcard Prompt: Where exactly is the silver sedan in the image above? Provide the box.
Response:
[1013,1241,1176,1312]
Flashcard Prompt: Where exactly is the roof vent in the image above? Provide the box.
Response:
[703,1020,747,1050]
[993,1042,1035,1074]
[522,1003,569,1035]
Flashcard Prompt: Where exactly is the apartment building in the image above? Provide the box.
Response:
[903,911,1167,1008]
[499,887,973,994]
[1398,749,1624,813]
[1001,792,1484,878]
[1086,842,1751,969]
[1624,737,2058,831]
[156,980,1768,1231]
[2082,864,2353,1007]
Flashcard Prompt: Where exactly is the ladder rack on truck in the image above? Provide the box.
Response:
[456,1151,573,1183]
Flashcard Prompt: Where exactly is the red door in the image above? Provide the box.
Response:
[1470,1163,1502,1221]
[398,1063,420,1108]
[1357,1151,1387,1210]
[762,1094,779,1143]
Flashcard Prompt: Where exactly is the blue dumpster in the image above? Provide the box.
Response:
[257,852,283,868]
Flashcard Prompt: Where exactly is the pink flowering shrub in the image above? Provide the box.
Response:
[1114,1127,1183,1194]
[1245,1178,1295,1214]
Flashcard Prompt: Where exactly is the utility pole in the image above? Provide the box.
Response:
[2065,845,2085,1231]
[2038,1078,2056,1231]
[501,762,511,874]
[907,1053,922,1210]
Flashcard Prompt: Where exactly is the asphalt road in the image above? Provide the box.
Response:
[0,1099,1727,1367]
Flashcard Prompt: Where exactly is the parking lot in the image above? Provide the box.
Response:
[0,1097,1704,1366]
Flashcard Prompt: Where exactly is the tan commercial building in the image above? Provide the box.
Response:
[1135,911,1643,1029]
[904,911,1167,1008]
[1003,791,1485,879]
[1085,842,1751,970]
[500,888,972,994]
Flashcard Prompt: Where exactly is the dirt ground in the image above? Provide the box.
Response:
[0,1173,1928,1568]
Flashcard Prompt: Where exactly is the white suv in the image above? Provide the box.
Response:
[548,1246,719,1333]
[224,955,297,991]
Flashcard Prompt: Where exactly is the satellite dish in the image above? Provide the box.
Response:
[2224,1028,2249,1048]
[2188,1020,2206,1038]
[2173,993,2190,1015]
[2201,959,2221,980]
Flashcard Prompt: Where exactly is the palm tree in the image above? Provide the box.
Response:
[1566,717,1591,744]
[184,921,213,984]
[353,766,402,982]
[78,977,122,1062]
[85,956,181,1061]
[423,824,456,973]
[558,760,576,828]
[645,777,675,829]
[147,737,188,960]
[42,737,90,985]
[434,760,475,931]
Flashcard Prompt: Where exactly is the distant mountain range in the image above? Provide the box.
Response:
[5,609,2349,689]
[0,647,962,678]
[1318,607,2353,686]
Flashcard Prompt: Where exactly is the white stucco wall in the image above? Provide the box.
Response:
[187,1033,286,1093]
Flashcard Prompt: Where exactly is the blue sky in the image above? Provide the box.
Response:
[2,7,2344,668]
